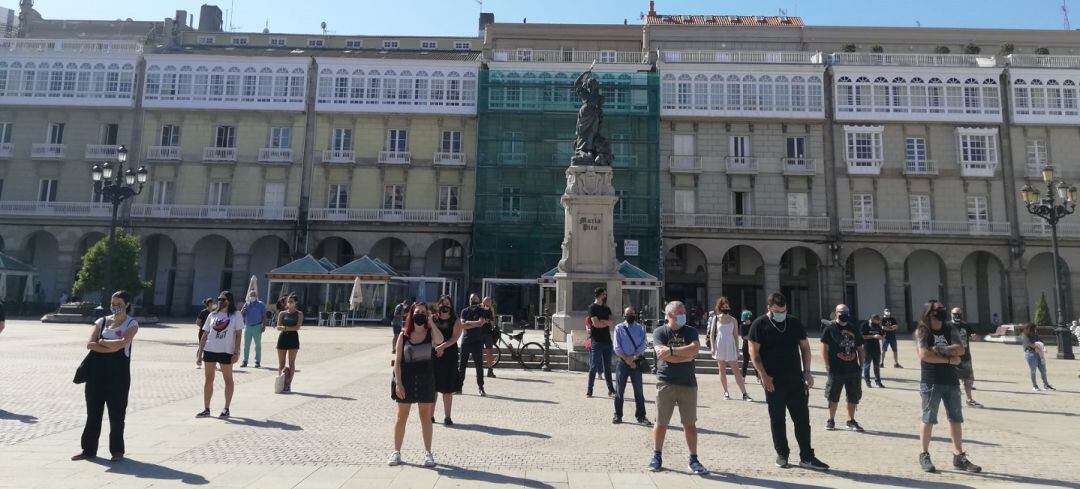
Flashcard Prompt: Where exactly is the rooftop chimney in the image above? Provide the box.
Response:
[198,4,223,32]
[478,12,494,38]
[648,0,656,17]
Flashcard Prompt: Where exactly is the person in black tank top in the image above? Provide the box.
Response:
[431,297,462,425]
[275,294,303,393]
[390,302,446,468]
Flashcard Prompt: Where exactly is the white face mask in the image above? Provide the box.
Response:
[247,297,256,304]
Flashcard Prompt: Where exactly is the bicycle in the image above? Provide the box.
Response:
[485,325,548,370]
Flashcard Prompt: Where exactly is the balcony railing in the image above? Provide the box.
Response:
[202,147,237,162]
[378,151,412,165]
[147,146,181,161]
[661,50,823,65]
[490,49,646,64]
[1008,54,1080,68]
[847,159,883,175]
[434,152,466,166]
[0,201,111,218]
[960,161,998,178]
[840,218,1010,236]
[904,160,938,176]
[31,143,65,159]
[663,213,830,232]
[477,210,564,225]
[782,158,816,174]
[669,155,702,172]
[1022,222,1080,238]
[258,148,293,163]
[84,144,118,160]
[829,53,997,68]
[0,39,143,54]
[725,156,758,174]
[0,143,11,159]
[308,208,473,223]
[130,204,297,220]
[322,149,355,164]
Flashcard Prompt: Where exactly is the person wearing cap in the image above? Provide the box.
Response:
[880,308,903,368]
[739,310,755,380]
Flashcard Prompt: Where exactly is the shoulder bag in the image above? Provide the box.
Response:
[73,320,106,384]
[622,324,650,372]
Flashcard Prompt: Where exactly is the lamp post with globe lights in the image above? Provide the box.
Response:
[1020,165,1077,359]
[89,145,148,316]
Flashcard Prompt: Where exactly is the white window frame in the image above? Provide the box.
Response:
[843,125,884,168]
[214,125,236,148]
[1026,139,1048,177]
[421,41,438,50]
[345,40,363,49]
[910,194,932,231]
[327,183,349,209]
[207,181,231,206]
[268,127,291,149]
[38,179,58,202]
[383,40,400,49]
[197,36,215,45]
[269,38,287,47]
[853,193,874,231]
[905,137,928,172]
[160,124,181,147]
[454,41,471,50]
[307,39,325,48]
[0,122,12,144]
[966,195,989,233]
[263,182,286,209]
[230,37,248,46]
[385,129,408,152]
[151,180,174,205]
[441,130,462,154]
[599,50,617,64]
[673,189,696,214]
[956,127,998,168]
[501,186,521,213]
[382,184,405,210]
[46,122,65,144]
[438,185,459,212]
[331,128,353,151]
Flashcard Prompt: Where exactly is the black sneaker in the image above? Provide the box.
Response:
[637,417,653,427]
[875,381,885,388]
[487,369,497,378]
[846,419,865,432]
[952,452,981,473]
[586,392,593,398]
[479,388,487,397]
[612,415,623,424]
[240,362,248,368]
[894,363,903,368]
[920,452,936,473]
[196,408,211,418]
[865,380,872,388]
[799,456,829,471]
[219,409,230,418]
[825,419,836,430]
[254,362,260,368]
[1044,384,1057,391]
[444,417,454,426]
[431,416,436,423]
[775,455,790,468]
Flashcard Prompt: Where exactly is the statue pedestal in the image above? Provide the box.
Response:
[552,165,622,345]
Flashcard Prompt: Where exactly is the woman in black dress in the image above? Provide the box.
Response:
[389,302,445,467]
[275,294,303,393]
[431,297,462,424]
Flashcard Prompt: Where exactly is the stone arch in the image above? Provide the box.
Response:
[780,246,822,323]
[424,238,465,276]
[845,248,888,321]
[371,237,412,274]
[961,251,1008,328]
[140,234,178,314]
[191,235,234,307]
[18,231,60,302]
[904,250,946,327]
[249,236,291,300]
[313,237,355,268]
[1026,252,1071,324]
[721,245,765,318]
[664,243,708,307]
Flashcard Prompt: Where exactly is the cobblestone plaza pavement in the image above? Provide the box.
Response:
[1,320,1078,488]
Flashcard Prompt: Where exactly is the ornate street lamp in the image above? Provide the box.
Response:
[91,145,148,315]
[1020,165,1077,359]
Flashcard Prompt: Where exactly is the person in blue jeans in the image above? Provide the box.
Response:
[240,291,266,368]
[915,300,981,474]
[1020,323,1055,391]
[612,306,652,426]
[586,287,615,397]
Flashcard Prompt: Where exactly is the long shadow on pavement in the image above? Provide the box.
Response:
[223,417,302,431]
[497,377,553,384]
[0,409,38,423]
[436,464,554,488]
[865,429,1000,447]
[704,472,834,489]
[485,394,558,405]
[668,425,750,438]
[448,423,551,439]
[977,405,1076,417]
[90,458,209,485]
[286,391,356,400]
[965,470,1080,488]
[825,469,978,488]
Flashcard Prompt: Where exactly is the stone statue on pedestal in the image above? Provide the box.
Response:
[571,62,614,167]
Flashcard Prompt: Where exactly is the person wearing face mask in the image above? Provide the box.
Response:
[739,310,754,380]
[390,302,446,468]
[194,298,214,368]
[748,292,829,471]
[587,287,616,398]
[196,291,245,418]
[240,291,267,368]
[275,294,303,393]
[950,308,980,408]
[612,306,651,426]
[708,297,750,401]
[820,304,865,432]
[861,314,885,388]
[880,308,902,368]
[457,293,488,396]
[915,300,981,474]
[649,301,708,475]
[431,298,462,424]
[71,291,139,463]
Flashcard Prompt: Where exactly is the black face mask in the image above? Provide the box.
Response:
[720,308,731,314]
[625,316,637,323]
[413,314,428,325]
[932,309,947,322]
[470,301,480,307]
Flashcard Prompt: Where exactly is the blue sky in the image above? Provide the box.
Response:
[15,0,1079,36]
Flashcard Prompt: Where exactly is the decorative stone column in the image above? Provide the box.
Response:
[945,267,964,315]
[764,262,781,297]
[230,253,251,295]
[886,266,908,329]
[552,165,623,344]
[1007,266,1030,324]
[171,252,195,317]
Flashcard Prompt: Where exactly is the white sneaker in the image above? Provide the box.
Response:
[387,451,402,466]
[723,392,730,400]
[423,452,437,467]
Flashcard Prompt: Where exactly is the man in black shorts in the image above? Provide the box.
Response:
[821,304,865,432]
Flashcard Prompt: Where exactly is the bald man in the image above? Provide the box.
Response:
[612,306,651,426]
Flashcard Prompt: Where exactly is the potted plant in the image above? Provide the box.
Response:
[933,45,951,54]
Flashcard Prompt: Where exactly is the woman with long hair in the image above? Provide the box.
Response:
[196,291,244,418]
[275,294,303,393]
[431,296,462,424]
[708,297,750,401]
[72,290,139,462]
[389,301,446,467]
[1020,323,1055,391]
